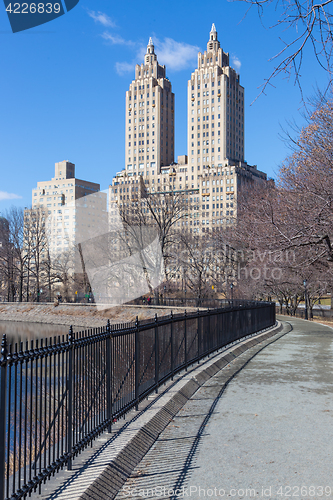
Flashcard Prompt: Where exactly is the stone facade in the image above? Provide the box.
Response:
[125,38,175,176]
[31,161,102,255]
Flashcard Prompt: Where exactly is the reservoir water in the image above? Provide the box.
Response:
[0,320,73,344]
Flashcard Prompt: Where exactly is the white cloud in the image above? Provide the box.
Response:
[136,45,147,62]
[0,191,22,201]
[114,37,200,77]
[101,32,135,47]
[232,56,241,72]
[115,62,134,75]
[87,11,116,28]
[153,37,200,71]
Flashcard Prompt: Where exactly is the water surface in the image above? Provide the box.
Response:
[0,320,71,344]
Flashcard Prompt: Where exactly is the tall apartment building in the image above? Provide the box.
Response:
[32,161,102,255]
[188,23,244,168]
[111,26,267,236]
[125,38,175,176]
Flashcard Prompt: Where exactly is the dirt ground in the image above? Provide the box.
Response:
[310,317,333,328]
[0,302,193,328]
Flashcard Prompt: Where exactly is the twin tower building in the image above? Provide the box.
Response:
[32,25,266,260]
[124,24,245,178]
[111,24,266,232]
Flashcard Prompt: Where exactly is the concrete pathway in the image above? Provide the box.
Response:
[36,322,283,500]
[114,318,333,500]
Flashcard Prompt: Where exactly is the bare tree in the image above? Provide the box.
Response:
[76,243,91,300]
[175,233,216,306]
[118,188,189,298]
[277,96,333,260]
[238,0,333,99]
[0,216,14,301]
[5,207,27,301]
[24,208,49,302]
[228,109,333,305]
[43,246,75,302]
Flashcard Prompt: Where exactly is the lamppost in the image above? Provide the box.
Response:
[303,279,308,320]
[184,288,187,307]
[230,283,233,303]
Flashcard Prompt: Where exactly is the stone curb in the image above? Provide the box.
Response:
[42,321,286,500]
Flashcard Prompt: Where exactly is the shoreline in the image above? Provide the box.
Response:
[0,302,194,328]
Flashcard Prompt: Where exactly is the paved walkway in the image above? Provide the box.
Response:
[114,318,333,500]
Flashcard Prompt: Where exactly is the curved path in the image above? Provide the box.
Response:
[114,318,333,499]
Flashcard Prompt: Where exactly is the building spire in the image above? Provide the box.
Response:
[208,23,219,47]
[145,36,157,63]
[146,37,155,56]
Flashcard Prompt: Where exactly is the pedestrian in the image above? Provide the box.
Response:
[147,296,151,305]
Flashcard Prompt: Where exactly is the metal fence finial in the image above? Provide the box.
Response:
[0,335,7,366]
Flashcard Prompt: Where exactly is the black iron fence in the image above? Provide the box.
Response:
[130,296,254,308]
[276,305,333,320]
[0,301,275,500]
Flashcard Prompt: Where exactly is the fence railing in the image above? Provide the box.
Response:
[276,305,333,320]
[129,296,257,308]
[0,301,275,500]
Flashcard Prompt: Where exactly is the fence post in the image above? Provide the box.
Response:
[106,320,112,433]
[0,335,7,500]
[154,314,159,393]
[217,307,221,349]
[135,317,139,411]
[197,309,200,363]
[67,326,74,471]
[207,308,211,357]
[170,312,174,381]
[184,310,187,371]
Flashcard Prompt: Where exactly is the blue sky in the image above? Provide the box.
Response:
[0,0,330,212]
